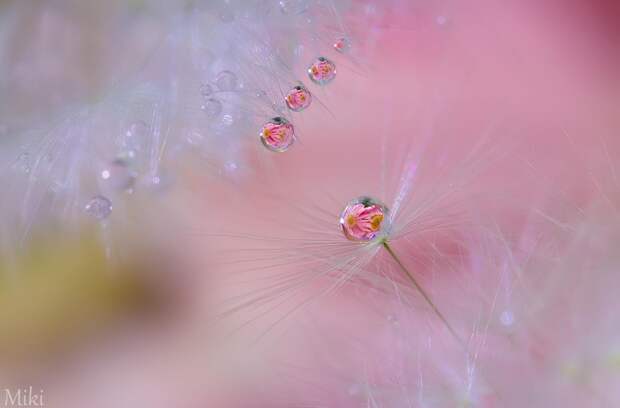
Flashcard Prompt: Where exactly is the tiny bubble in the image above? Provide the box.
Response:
[308,57,336,85]
[279,0,309,14]
[285,85,312,112]
[333,37,351,53]
[100,158,136,192]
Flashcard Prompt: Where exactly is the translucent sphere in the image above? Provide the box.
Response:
[308,57,336,85]
[333,37,351,53]
[215,70,238,91]
[339,197,389,242]
[285,85,312,112]
[84,195,113,220]
[100,158,136,192]
[260,117,295,152]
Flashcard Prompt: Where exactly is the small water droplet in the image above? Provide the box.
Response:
[215,70,238,91]
[85,195,113,220]
[333,37,351,53]
[100,158,136,192]
[285,85,312,112]
[260,117,295,152]
[308,57,336,85]
[279,0,309,14]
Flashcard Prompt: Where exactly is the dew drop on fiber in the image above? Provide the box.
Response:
[340,196,389,242]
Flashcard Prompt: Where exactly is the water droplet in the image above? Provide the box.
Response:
[100,158,136,192]
[215,70,238,91]
[285,85,312,112]
[500,310,515,326]
[201,98,223,118]
[308,57,336,85]
[200,83,214,97]
[85,195,113,220]
[279,0,309,14]
[333,37,351,53]
[260,117,295,152]
[340,197,389,242]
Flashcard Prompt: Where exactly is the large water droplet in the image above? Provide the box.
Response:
[340,197,389,242]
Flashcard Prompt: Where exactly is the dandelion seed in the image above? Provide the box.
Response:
[100,158,136,192]
[340,195,465,347]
